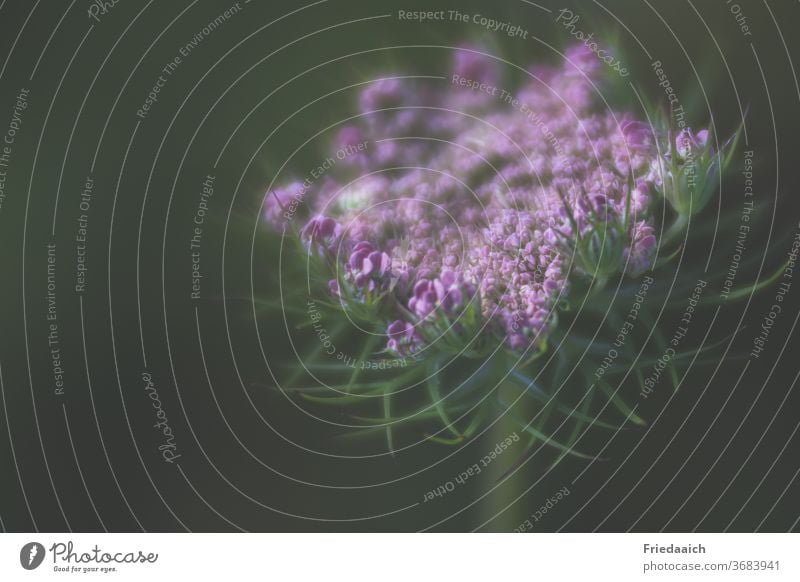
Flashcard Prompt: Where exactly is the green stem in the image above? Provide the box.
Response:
[479,409,527,532]
[663,213,689,247]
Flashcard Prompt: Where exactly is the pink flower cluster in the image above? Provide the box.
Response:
[266,45,665,356]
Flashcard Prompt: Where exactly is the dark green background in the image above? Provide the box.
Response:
[0,0,798,531]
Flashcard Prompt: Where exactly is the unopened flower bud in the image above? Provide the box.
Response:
[675,128,709,160]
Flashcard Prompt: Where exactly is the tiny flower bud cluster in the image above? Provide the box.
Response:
[265,45,675,356]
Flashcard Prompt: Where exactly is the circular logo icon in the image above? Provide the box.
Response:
[20,542,45,570]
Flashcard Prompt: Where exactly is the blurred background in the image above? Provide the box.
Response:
[0,0,798,532]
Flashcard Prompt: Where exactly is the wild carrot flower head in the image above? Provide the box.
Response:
[265,45,674,356]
